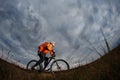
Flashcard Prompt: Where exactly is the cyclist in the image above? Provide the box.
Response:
[32,41,56,70]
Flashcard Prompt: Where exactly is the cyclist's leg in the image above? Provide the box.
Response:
[44,57,49,67]
[38,52,45,66]
[31,52,45,69]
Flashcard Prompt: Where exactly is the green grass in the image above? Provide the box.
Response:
[0,45,120,80]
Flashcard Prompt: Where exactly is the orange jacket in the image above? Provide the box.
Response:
[38,42,54,56]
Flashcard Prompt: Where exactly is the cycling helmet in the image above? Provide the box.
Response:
[50,41,55,47]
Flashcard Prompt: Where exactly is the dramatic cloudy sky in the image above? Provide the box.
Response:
[0,0,120,67]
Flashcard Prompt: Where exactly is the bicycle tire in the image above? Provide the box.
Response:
[50,59,70,73]
[26,60,40,70]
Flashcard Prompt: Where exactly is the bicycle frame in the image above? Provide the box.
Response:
[26,56,70,73]
[42,57,56,71]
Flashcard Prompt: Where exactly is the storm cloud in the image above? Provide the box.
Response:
[0,0,120,67]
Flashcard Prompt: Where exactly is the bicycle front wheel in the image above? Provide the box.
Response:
[50,59,70,72]
[26,60,40,70]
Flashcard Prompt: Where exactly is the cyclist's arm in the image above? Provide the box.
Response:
[38,46,43,53]
[50,50,55,57]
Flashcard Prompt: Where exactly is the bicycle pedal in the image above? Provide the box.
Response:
[47,69,50,71]
[38,70,42,73]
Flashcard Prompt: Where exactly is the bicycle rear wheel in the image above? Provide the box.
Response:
[50,59,70,72]
[26,60,40,71]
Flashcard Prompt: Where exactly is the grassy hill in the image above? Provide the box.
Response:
[0,45,120,80]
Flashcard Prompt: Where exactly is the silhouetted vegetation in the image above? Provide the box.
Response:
[100,27,111,53]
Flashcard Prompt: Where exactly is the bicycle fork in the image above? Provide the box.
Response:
[55,61,61,71]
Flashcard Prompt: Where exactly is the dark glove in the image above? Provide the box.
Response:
[52,50,56,57]
[53,50,55,54]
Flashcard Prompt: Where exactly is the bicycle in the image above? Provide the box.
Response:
[26,55,70,74]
